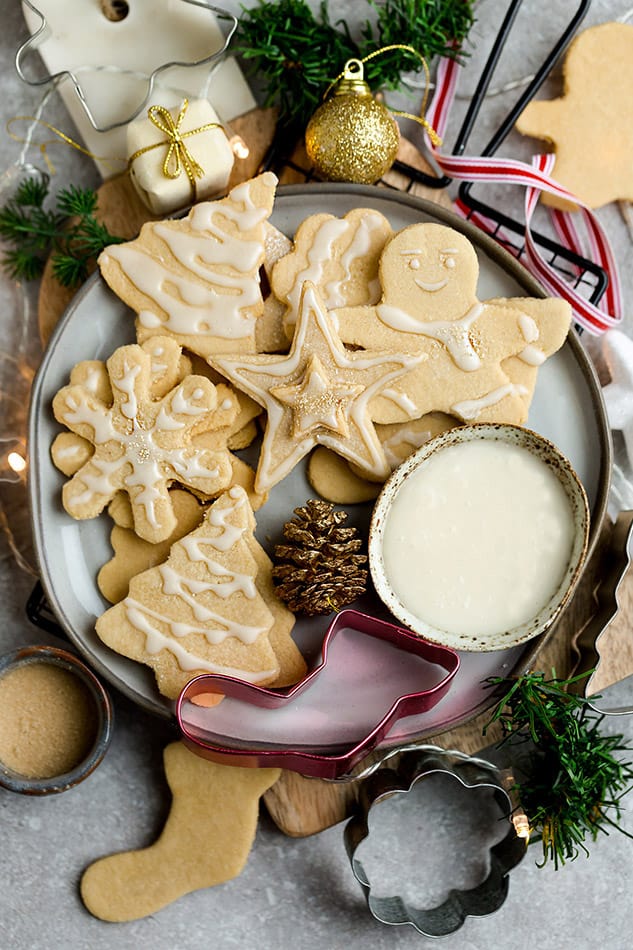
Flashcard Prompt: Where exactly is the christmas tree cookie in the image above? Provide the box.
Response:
[98,173,278,358]
[96,487,283,698]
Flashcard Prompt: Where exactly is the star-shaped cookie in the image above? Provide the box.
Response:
[211,282,420,492]
[516,22,633,209]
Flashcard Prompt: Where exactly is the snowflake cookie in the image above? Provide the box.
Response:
[52,337,234,543]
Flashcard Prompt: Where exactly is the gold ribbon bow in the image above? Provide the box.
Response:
[128,98,222,199]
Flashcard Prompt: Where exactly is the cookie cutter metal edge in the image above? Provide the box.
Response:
[177,609,460,780]
[15,0,238,133]
[344,746,528,937]
[573,509,633,715]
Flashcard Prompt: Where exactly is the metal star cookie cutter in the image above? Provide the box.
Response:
[177,609,460,779]
[15,0,238,133]
[344,746,528,937]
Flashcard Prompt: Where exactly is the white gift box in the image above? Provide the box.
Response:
[127,98,234,214]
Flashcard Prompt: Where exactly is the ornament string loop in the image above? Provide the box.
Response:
[323,45,442,147]
[127,98,223,200]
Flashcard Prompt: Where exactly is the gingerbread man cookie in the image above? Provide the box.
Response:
[516,22,633,210]
[334,222,571,425]
[211,281,421,492]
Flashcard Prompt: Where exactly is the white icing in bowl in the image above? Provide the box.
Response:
[368,423,590,652]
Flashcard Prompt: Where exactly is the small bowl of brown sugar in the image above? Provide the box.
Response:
[0,645,113,795]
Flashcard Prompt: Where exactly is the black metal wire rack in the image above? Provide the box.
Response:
[265,0,607,309]
[27,0,604,637]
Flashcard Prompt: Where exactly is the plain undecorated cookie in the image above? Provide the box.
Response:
[80,742,280,922]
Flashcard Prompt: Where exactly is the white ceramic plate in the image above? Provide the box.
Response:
[28,184,611,745]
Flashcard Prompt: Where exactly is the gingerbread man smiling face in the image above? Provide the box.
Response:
[379,224,478,321]
[334,222,572,426]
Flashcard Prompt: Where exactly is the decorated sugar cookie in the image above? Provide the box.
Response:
[516,22,633,210]
[96,487,284,698]
[271,208,392,340]
[52,338,235,543]
[211,281,422,492]
[98,173,278,359]
[334,223,571,425]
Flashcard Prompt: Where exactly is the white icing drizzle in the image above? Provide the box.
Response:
[519,313,539,343]
[452,383,529,420]
[518,345,546,366]
[54,443,83,459]
[286,218,349,317]
[124,601,276,680]
[113,361,141,420]
[376,302,484,371]
[380,388,419,416]
[103,178,268,341]
[83,368,102,394]
[382,427,432,469]
[324,212,385,307]
[67,457,121,508]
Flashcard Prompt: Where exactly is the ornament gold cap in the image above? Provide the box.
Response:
[332,59,371,98]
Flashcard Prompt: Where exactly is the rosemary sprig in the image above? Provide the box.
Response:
[0,176,124,288]
[235,0,476,133]
[485,671,633,869]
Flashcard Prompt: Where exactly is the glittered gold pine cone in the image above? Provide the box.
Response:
[272,499,368,615]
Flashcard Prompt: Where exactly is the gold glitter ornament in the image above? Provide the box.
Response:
[305,59,400,185]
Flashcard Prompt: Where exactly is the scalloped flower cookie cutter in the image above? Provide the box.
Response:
[344,746,528,936]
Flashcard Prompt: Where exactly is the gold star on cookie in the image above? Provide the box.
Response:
[516,21,633,209]
[270,355,364,438]
[211,282,420,492]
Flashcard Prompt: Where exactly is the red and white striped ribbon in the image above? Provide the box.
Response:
[424,55,623,335]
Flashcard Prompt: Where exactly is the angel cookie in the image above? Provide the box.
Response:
[269,208,392,341]
[98,173,277,359]
[211,281,421,492]
[52,338,234,543]
[334,222,571,425]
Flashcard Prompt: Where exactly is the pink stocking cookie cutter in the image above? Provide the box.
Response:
[176,609,460,779]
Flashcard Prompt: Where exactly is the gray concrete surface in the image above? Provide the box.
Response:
[2,1,633,947]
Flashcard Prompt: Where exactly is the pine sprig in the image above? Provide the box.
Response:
[0,176,124,288]
[485,671,633,869]
[235,0,476,133]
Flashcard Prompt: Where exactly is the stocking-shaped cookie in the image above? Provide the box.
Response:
[335,222,571,425]
[80,742,280,922]
[99,173,277,357]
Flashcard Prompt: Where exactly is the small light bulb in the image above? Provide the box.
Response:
[7,451,26,473]
[231,136,250,160]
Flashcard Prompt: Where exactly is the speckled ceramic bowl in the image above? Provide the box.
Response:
[0,645,113,795]
[368,424,590,653]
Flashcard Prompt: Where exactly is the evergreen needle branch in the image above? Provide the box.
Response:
[235,0,476,133]
[485,671,633,869]
[0,176,124,288]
